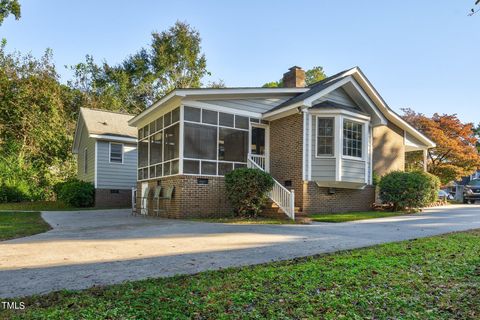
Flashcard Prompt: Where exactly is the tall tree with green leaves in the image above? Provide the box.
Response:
[0,0,20,26]
[262,66,326,87]
[70,21,209,114]
[0,41,76,200]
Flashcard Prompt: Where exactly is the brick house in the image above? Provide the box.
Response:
[128,66,435,219]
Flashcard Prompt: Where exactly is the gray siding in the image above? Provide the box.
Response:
[201,97,291,114]
[76,125,95,183]
[96,141,137,189]
[310,116,336,180]
[313,87,358,108]
[341,159,366,183]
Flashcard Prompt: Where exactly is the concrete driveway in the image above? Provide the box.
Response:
[1,205,480,298]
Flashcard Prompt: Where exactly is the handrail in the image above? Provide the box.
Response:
[247,154,295,220]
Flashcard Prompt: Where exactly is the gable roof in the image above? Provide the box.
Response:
[72,108,137,153]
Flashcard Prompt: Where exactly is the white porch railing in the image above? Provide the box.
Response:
[249,154,267,172]
[247,154,295,220]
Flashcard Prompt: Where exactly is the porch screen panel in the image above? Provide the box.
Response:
[218,128,248,162]
[149,133,162,165]
[138,139,149,167]
[164,123,179,161]
[184,123,217,160]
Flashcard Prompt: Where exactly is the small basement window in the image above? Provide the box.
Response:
[110,189,120,194]
[110,143,123,163]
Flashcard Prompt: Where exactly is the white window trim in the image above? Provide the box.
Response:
[315,116,335,159]
[341,116,369,162]
[109,142,124,164]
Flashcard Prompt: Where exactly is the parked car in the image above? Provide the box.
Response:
[438,190,453,201]
[463,179,480,204]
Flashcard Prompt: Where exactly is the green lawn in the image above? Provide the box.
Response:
[3,230,479,319]
[0,212,51,241]
[0,201,74,211]
[189,217,299,224]
[310,210,408,223]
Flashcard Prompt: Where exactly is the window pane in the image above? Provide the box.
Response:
[171,107,180,123]
[184,123,217,160]
[184,160,200,174]
[250,118,260,123]
[343,120,363,158]
[202,109,218,125]
[144,125,150,137]
[184,106,201,122]
[218,162,233,176]
[138,128,144,139]
[138,139,149,167]
[219,128,248,162]
[317,118,334,156]
[149,133,162,165]
[110,143,123,163]
[201,161,216,175]
[164,123,179,161]
[219,112,234,127]
[138,169,143,180]
[143,168,148,180]
[235,115,249,129]
[149,121,156,133]
[164,111,172,126]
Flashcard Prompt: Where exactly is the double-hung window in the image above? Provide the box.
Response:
[110,143,123,163]
[316,118,334,156]
[343,120,363,158]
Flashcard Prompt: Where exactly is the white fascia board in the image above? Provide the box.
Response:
[89,134,138,143]
[308,108,371,121]
[182,99,262,118]
[349,69,436,148]
[129,91,182,126]
[129,87,308,126]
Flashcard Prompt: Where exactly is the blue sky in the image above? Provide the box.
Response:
[1,0,479,122]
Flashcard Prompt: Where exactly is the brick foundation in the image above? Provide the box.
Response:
[137,175,232,218]
[95,188,132,208]
[302,182,375,214]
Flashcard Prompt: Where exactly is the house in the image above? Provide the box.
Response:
[72,107,138,207]
[128,66,435,219]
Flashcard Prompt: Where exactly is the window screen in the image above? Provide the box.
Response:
[218,128,248,162]
[149,133,162,165]
[184,123,217,160]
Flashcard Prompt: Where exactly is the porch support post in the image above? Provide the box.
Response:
[422,148,428,172]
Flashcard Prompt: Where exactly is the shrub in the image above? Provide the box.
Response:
[379,171,440,211]
[0,183,31,202]
[225,168,275,218]
[54,179,94,207]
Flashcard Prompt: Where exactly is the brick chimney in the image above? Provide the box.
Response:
[282,66,306,88]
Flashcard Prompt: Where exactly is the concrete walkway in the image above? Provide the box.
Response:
[1,205,479,298]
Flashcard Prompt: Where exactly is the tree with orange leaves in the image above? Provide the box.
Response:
[402,108,480,184]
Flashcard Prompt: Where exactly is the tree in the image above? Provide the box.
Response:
[402,108,480,184]
[0,41,76,200]
[0,0,20,26]
[262,66,326,87]
[70,21,209,114]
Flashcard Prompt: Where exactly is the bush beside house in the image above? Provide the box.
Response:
[379,171,440,211]
[225,168,275,218]
[54,179,95,207]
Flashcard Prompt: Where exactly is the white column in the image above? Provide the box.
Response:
[423,149,428,172]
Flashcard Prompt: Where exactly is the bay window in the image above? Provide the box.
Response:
[316,118,334,156]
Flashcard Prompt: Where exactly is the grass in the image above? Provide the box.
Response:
[0,201,74,211]
[2,229,479,319]
[0,201,127,211]
[189,217,299,224]
[0,212,51,241]
[309,210,409,223]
